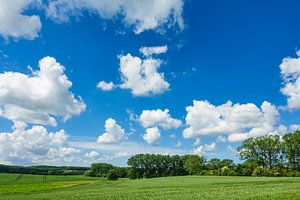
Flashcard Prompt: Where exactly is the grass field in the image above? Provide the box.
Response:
[0,174,299,200]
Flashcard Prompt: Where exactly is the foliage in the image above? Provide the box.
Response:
[0,165,88,175]
[107,170,118,181]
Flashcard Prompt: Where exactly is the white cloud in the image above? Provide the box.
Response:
[97,118,127,144]
[216,135,227,143]
[0,56,86,126]
[289,124,300,132]
[183,100,280,142]
[0,0,42,40]
[139,45,168,57]
[0,121,79,165]
[85,151,100,159]
[119,51,170,96]
[193,138,201,146]
[204,142,216,151]
[227,133,248,142]
[191,142,216,156]
[139,109,182,130]
[175,141,182,148]
[170,134,176,138]
[143,127,161,145]
[191,146,204,156]
[280,50,300,110]
[46,0,184,34]
[97,81,115,91]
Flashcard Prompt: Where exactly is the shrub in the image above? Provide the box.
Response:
[107,170,118,181]
[252,167,264,176]
[84,170,95,177]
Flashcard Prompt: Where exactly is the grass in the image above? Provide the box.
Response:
[0,174,299,200]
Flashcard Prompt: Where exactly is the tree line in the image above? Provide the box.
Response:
[86,131,299,180]
[0,165,88,175]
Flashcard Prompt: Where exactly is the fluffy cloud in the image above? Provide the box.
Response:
[280,50,300,110]
[216,135,227,143]
[143,127,161,145]
[97,118,127,144]
[98,46,170,96]
[119,50,170,96]
[85,151,100,159]
[0,56,86,126]
[46,0,184,34]
[139,45,168,57]
[139,109,181,129]
[97,81,115,91]
[183,100,279,142]
[0,0,42,39]
[0,121,79,165]
[191,142,216,156]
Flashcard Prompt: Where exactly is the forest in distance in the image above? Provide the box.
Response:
[1,131,299,180]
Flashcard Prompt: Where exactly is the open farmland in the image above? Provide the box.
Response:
[0,174,299,200]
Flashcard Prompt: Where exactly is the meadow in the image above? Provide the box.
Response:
[0,173,299,200]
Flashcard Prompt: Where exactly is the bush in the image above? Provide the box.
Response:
[107,170,118,181]
[84,170,95,177]
[252,167,264,176]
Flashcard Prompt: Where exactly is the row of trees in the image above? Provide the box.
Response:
[0,165,89,175]
[238,131,299,170]
[85,131,299,179]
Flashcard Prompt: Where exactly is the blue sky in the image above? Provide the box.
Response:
[0,0,300,166]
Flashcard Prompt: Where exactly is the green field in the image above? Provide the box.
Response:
[0,174,299,200]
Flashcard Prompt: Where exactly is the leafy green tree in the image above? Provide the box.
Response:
[184,155,206,175]
[282,131,300,170]
[107,170,118,180]
[208,158,221,170]
[238,135,282,169]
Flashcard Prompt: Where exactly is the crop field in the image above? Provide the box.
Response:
[0,174,299,200]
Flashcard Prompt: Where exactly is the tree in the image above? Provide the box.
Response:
[282,131,300,170]
[107,170,118,180]
[208,158,221,170]
[238,135,282,169]
[184,155,206,175]
[220,159,234,169]
[91,163,114,177]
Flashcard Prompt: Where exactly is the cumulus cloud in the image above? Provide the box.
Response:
[97,81,115,91]
[139,45,168,57]
[0,121,79,165]
[97,118,127,144]
[193,138,201,146]
[175,141,182,148]
[139,109,181,130]
[204,142,216,151]
[98,46,170,96]
[191,145,204,156]
[227,133,248,143]
[0,0,42,40]
[216,135,227,143]
[46,0,184,34]
[183,100,280,142]
[191,142,216,156]
[119,51,170,96]
[0,56,86,126]
[85,151,100,159]
[143,127,161,145]
[280,50,300,110]
[289,124,300,132]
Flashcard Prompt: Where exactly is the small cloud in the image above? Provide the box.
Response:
[97,81,116,91]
